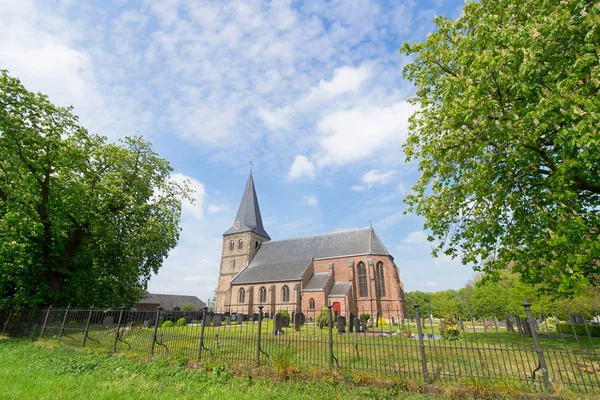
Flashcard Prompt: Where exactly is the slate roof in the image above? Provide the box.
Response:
[223,172,270,239]
[231,227,390,285]
[303,273,331,292]
[328,282,351,297]
[136,293,206,311]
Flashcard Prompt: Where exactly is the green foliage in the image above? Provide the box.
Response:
[279,310,290,319]
[401,0,600,296]
[176,318,186,327]
[162,320,173,328]
[181,304,194,312]
[559,324,600,338]
[539,316,561,333]
[0,71,192,309]
[359,313,370,321]
[316,308,329,328]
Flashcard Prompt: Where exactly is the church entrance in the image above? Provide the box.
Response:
[332,302,341,317]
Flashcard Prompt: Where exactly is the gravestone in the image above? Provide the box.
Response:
[391,317,395,326]
[505,315,514,332]
[575,314,586,325]
[205,312,214,326]
[273,313,283,335]
[458,316,464,330]
[282,315,290,328]
[360,316,368,331]
[225,316,231,325]
[293,313,302,332]
[213,315,222,327]
[143,320,149,329]
[354,318,362,333]
[338,316,346,334]
[102,316,114,330]
[348,313,355,333]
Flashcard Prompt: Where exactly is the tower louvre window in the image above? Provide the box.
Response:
[357,262,368,297]
[238,239,243,249]
[229,240,234,251]
[376,261,386,298]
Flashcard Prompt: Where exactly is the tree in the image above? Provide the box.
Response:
[401,1,600,295]
[0,71,192,309]
[182,303,194,312]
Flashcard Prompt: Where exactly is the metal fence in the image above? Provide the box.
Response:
[2,300,600,393]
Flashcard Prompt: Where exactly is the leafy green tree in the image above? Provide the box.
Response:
[182,303,194,312]
[0,71,191,309]
[401,0,600,296]
[471,280,509,317]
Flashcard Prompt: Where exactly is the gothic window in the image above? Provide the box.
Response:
[232,259,236,269]
[259,286,267,304]
[229,240,234,251]
[376,262,386,298]
[255,241,259,249]
[238,288,245,303]
[238,239,243,249]
[309,298,315,310]
[357,262,368,297]
[281,285,290,302]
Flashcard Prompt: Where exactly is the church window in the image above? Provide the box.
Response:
[309,298,315,310]
[255,241,259,249]
[238,239,243,249]
[376,262,386,298]
[259,286,267,304]
[357,262,368,297]
[281,285,290,302]
[229,240,234,251]
[238,288,245,303]
[232,259,236,269]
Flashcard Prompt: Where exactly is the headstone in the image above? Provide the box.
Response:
[575,314,586,325]
[458,316,464,330]
[143,320,149,329]
[354,318,360,333]
[213,315,222,327]
[293,313,302,332]
[225,316,231,325]
[273,313,283,335]
[338,316,346,334]
[282,315,290,328]
[391,317,395,326]
[205,312,214,326]
[361,316,368,331]
[505,315,514,332]
[348,313,355,333]
[102,316,114,330]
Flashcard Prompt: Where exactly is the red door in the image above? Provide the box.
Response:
[332,302,341,316]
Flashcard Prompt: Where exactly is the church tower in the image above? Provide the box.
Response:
[215,170,270,313]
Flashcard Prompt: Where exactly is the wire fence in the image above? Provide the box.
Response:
[2,300,600,393]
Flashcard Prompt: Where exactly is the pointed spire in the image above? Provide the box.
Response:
[223,170,270,239]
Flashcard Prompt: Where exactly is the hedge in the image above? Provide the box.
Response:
[558,323,600,337]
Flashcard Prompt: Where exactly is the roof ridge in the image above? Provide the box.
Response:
[262,226,372,244]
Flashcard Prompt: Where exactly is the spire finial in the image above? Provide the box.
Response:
[249,158,253,173]
[369,217,372,228]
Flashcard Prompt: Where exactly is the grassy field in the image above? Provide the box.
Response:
[0,338,443,400]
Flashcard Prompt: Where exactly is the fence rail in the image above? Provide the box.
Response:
[2,300,600,393]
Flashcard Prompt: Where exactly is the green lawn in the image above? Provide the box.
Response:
[0,338,437,400]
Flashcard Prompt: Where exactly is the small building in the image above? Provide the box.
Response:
[134,293,206,312]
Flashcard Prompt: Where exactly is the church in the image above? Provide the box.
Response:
[215,170,406,321]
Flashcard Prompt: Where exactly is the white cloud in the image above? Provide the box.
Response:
[288,155,316,179]
[351,185,366,192]
[403,231,429,244]
[304,195,319,207]
[183,276,204,283]
[208,204,226,214]
[316,101,415,166]
[361,169,396,185]
[426,281,439,288]
[170,173,205,220]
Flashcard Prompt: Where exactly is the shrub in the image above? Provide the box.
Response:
[558,323,600,337]
[162,320,173,328]
[439,315,460,340]
[360,313,370,321]
[181,303,194,312]
[279,310,290,319]
[377,316,387,325]
[316,308,329,328]
[539,316,560,333]
[176,318,186,327]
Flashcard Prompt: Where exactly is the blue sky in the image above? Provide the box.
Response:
[1,0,472,302]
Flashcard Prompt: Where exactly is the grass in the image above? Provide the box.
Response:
[0,338,441,400]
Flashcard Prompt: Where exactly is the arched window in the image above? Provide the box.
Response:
[255,241,259,249]
[238,239,243,249]
[259,286,267,304]
[309,298,315,310]
[376,261,386,298]
[281,285,290,302]
[357,262,368,297]
[238,288,245,303]
[229,240,234,251]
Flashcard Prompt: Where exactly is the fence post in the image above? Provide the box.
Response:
[523,299,551,390]
[150,307,162,356]
[39,306,52,339]
[256,305,263,367]
[81,306,94,347]
[112,307,124,353]
[414,301,430,384]
[327,305,334,367]
[2,311,12,335]
[196,307,208,362]
[58,306,70,341]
